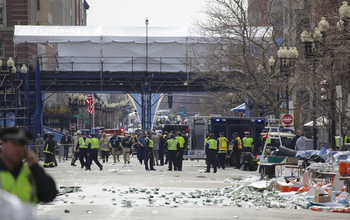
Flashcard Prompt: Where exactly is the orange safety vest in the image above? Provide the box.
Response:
[218,137,228,152]
[233,137,242,150]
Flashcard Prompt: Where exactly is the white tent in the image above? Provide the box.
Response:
[14,25,271,72]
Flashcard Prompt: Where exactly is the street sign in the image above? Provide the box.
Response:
[282,114,293,125]
[69,123,76,130]
[73,114,83,118]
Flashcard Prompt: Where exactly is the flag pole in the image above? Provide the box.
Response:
[93,93,95,130]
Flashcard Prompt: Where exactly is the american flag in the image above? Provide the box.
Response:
[86,93,94,114]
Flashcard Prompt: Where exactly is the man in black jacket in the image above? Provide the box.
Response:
[0,127,57,204]
[158,133,166,166]
[60,130,72,160]
[43,133,55,168]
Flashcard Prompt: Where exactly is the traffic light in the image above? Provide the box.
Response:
[120,128,124,132]
[184,112,186,116]
[168,93,173,108]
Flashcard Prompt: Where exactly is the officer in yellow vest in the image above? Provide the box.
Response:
[77,132,90,169]
[86,133,103,171]
[232,132,242,169]
[0,127,57,203]
[205,133,218,173]
[144,131,156,171]
[164,133,179,171]
[217,132,228,169]
[242,131,254,153]
[175,132,185,171]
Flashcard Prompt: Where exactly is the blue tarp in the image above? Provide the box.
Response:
[230,103,246,112]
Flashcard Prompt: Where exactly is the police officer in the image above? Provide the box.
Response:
[205,133,218,173]
[164,134,179,171]
[232,132,242,169]
[175,132,185,171]
[242,131,254,153]
[77,132,89,169]
[144,131,156,171]
[217,132,228,169]
[86,133,103,171]
[71,130,82,166]
[43,133,55,168]
[0,127,57,203]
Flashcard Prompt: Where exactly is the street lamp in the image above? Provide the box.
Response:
[301,28,318,150]
[277,46,298,113]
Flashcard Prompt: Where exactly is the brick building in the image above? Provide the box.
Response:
[0,0,89,68]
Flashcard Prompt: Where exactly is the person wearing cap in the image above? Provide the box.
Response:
[242,131,254,153]
[137,131,147,165]
[164,133,179,171]
[175,132,185,171]
[144,131,156,171]
[205,133,218,173]
[77,132,90,169]
[71,130,82,166]
[85,133,102,171]
[43,133,55,168]
[232,132,242,169]
[34,133,44,161]
[0,127,57,203]
[217,132,229,169]
[99,132,111,163]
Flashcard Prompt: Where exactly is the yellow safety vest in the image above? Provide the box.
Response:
[207,139,218,150]
[90,138,99,149]
[146,137,154,148]
[167,139,178,151]
[79,137,89,148]
[217,137,228,153]
[242,137,253,148]
[176,136,185,148]
[0,165,39,203]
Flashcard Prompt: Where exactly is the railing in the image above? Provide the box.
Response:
[38,55,202,73]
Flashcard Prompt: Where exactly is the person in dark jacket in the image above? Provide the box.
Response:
[60,130,72,160]
[43,133,55,168]
[144,131,156,171]
[158,133,166,166]
[0,127,57,204]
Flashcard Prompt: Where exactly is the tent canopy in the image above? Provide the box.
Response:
[13,25,272,44]
[230,103,246,112]
[14,25,199,44]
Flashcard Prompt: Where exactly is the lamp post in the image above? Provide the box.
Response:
[277,47,298,113]
[301,28,319,150]
[20,64,28,126]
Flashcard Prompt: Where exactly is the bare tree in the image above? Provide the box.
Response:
[190,0,304,118]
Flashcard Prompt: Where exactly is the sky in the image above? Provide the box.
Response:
[86,0,208,27]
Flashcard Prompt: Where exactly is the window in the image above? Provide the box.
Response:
[0,42,4,57]
[0,8,3,24]
[37,0,40,11]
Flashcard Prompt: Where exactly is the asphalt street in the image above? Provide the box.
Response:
[37,156,350,220]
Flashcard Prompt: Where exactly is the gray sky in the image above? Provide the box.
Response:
[87,0,208,27]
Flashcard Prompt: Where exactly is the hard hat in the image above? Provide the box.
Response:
[77,130,82,134]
